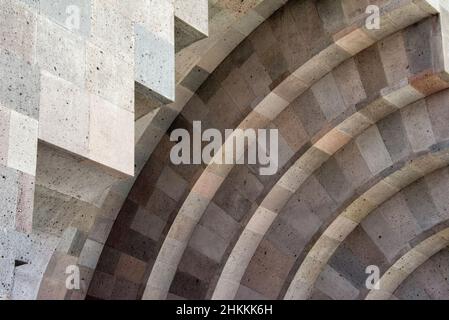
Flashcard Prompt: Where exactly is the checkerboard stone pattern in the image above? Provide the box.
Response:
[86,0,449,301]
[4,0,449,301]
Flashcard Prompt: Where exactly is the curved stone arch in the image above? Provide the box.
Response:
[303,173,449,300]
[212,100,424,299]
[144,0,441,299]
[214,81,449,299]
[284,142,449,299]
[34,0,289,300]
[212,13,449,300]
[365,227,449,300]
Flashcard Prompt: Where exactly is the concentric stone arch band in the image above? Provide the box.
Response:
[144,0,442,300]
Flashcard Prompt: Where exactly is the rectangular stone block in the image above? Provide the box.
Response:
[377,111,412,163]
[88,94,134,176]
[135,23,175,103]
[0,49,40,119]
[90,0,134,64]
[356,125,393,175]
[292,90,327,138]
[189,224,228,263]
[401,100,436,153]
[7,111,38,176]
[378,32,410,86]
[361,209,410,262]
[36,15,86,87]
[38,71,89,156]
[200,202,239,242]
[335,141,372,188]
[403,180,443,230]
[333,58,367,108]
[316,157,354,204]
[86,43,134,113]
[312,73,347,121]
[0,0,37,63]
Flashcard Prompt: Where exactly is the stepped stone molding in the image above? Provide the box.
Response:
[3,0,446,301]
[144,0,442,300]
[213,8,449,299]
[285,142,449,299]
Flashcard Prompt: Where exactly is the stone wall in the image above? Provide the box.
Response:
[89,0,449,300]
[0,0,208,299]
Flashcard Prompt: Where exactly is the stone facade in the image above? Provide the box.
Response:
[2,0,449,300]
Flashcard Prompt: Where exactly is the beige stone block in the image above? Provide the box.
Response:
[284,278,314,300]
[37,15,85,87]
[335,28,376,56]
[378,267,409,294]
[277,166,309,193]
[337,112,373,137]
[273,74,308,103]
[342,197,377,223]
[295,256,324,285]
[324,216,358,242]
[144,260,177,297]
[192,170,224,200]
[157,237,186,265]
[363,180,399,205]
[439,228,449,241]
[293,54,331,86]
[415,234,449,258]
[212,278,240,300]
[39,71,89,156]
[220,229,262,280]
[296,146,330,174]
[359,97,397,123]
[394,249,427,274]
[382,80,424,108]
[86,43,134,113]
[365,289,393,300]
[309,235,340,263]
[246,207,277,236]
[253,92,289,121]
[177,192,210,222]
[168,213,197,243]
[90,0,134,64]
[88,94,134,175]
[383,165,423,189]
[8,111,38,176]
[315,128,352,155]
[410,154,446,175]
